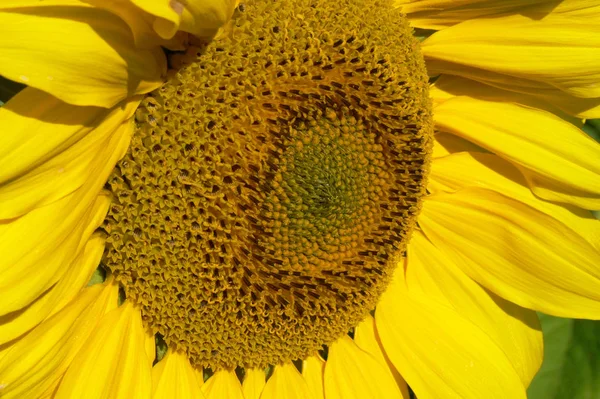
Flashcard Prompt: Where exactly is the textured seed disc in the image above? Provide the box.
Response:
[102,0,433,370]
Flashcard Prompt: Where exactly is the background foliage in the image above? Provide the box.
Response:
[528,314,600,399]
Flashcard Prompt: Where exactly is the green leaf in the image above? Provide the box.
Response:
[528,314,600,399]
[86,266,106,286]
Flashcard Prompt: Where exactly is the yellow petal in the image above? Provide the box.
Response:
[395,0,600,30]
[0,116,133,315]
[152,350,205,399]
[407,231,543,388]
[432,132,487,158]
[242,368,265,399]
[434,96,600,209]
[422,15,600,98]
[145,329,156,366]
[0,0,186,50]
[0,89,140,220]
[302,356,325,399]
[0,89,105,185]
[201,370,244,399]
[178,0,239,39]
[195,368,205,388]
[0,233,104,346]
[131,0,238,40]
[431,74,593,123]
[87,0,187,49]
[55,301,152,399]
[376,270,527,399]
[260,363,314,399]
[419,188,600,318]
[395,0,541,29]
[0,5,165,107]
[324,335,404,399]
[0,191,109,316]
[354,316,410,398]
[428,152,600,251]
[0,280,118,399]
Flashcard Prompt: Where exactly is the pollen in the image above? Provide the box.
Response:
[102,0,433,370]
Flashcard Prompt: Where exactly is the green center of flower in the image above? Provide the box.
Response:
[101,0,432,370]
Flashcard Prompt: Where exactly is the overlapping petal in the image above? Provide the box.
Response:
[395,0,600,29]
[0,190,110,316]
[130,0,239,40]
[242,368,266,399]
[0,281,118,399]
[428,152,600,251]
[145,329,156,366]
[324,335,405,399]
[261,363,313,399]
[0,3,165,107]
[419,188,600,319]
[354,316,410,398]
[0,102,135,315]
[302,356,325,399]
[434,96,600,209]
[422,15,600,99]
[152,350,205,399]
[55,301,152,399]
[406,232,543,387]
[201,370,244,399]
[394,0,547,29]
[376,269,527,399]
[0,234,105,346]
[0,88,140,220]
[431,74,599,121]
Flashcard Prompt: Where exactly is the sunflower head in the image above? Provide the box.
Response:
[102,0,433,370]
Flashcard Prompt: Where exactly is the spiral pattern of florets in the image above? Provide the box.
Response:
[102,0,433,369]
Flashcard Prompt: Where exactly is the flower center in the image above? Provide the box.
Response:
[102,0,432,370]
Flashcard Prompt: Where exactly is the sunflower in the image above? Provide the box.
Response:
[1,0,599,398]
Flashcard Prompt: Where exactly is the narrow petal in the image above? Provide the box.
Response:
[0,5,165,107]
[177,0,239,39]
[376,270,526,399]
[0,89,140,220]
[422,15,600,98]
[0,191,109,315]
[260,363,313,399]
[130,0,238,39]
[55,301,152,399]
[432,132,486,158]
[145,329,156,365]
[407,232,543,388]
[431,74,596,122]
[324,335,404,399]
[0,88,108,186]
[0,233,104,346]
[419,188,600,318]
[0,281,118,399]
[201,370,244,399]
[302,356,325,399]
[0,116,134,315]
[434,96,600,209]
[242,368,265,399]
[395,0,546,29]
[0,0,186,50]
[395,0,600,29]
[152,350,204,399]
[86,0,187,49]
[354,316,410,398]
[195,368,205,388]
[428,152,600,251]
